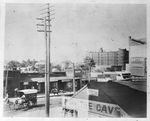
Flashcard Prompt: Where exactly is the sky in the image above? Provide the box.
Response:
[4,3,146,63]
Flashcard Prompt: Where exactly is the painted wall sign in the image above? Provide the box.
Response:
[131,57,146,76]
[23,82,29,85]
[87,89,99,96]
[131,57,145,68]
[62,97,129,117]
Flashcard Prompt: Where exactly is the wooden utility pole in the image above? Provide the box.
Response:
[37,3,55,117]
[72,63,75,93]
[45,16,50,117]
[89,65,91,82]
[5,67,9,97]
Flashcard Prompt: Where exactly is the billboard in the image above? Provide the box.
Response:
[131,57,146,76]
[66,69,82,77]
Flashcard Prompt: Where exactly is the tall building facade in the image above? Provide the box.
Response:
[129,36,147,80]
[118,48,129,70]
[86,48,129,70]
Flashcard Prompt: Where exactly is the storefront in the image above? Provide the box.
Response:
[24,77,81,93]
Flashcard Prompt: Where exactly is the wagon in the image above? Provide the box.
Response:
[5,89,38,110]
[17,89,38,106]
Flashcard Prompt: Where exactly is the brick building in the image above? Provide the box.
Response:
[86,48,129,70]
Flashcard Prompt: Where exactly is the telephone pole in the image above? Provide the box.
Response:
[5,66,9,97]
[72,63,75,93]
[37,3,55,117]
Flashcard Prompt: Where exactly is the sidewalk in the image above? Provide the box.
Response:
[37,92,74,98]
[13,106,63,117]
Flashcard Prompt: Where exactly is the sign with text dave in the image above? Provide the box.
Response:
[62,97,129,117]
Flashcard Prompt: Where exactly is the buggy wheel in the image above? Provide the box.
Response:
[33,100,37,106]
[26,102,30,107]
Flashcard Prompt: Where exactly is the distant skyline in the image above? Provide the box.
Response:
[4,3,146,63]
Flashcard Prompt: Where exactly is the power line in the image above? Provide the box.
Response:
[36,3,55,117]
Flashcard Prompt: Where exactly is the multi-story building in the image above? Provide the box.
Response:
[118,48,129,70]
[92,52,99,65]
[86,48,129,70]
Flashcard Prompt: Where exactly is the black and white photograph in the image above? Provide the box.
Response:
[1,0,149,119]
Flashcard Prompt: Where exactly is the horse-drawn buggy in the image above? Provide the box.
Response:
[5,89,38,110]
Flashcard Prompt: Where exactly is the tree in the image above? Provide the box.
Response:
[31,65,36,71]
[84,57,96,69]
[31,59,38,67]
[7,60,20,69]
[76,64,89,70]
[65,60,72,69]
[19,59,38,68]
[62,60,72,70]
[38,64,45,73]
[26,59,32,66]
[20,60,26,67]
[83,57,96,81]
[52,64,62,71]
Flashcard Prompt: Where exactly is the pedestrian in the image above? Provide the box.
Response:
[70,86,72,92]
[14,88,18,97]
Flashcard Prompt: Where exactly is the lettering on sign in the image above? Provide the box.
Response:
[75,70,81,73]
[24,82,29,85]
[131,57,146,76]
[131,57,145,68]
[87,89,99,96]
[92,102,116,116]
[62,97,129,117]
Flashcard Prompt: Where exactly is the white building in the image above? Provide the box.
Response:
[129,36,147,81]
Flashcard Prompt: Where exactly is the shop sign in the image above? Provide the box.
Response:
[87,89,98,96]
[62,97,129,117]
[23,82,29,85]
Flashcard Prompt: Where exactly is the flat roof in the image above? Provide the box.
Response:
[68,81,146,117]
[20,76,81,83]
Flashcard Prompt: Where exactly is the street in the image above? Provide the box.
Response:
[3,96,64,117]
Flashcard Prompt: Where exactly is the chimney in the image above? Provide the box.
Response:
[99,48,103,52]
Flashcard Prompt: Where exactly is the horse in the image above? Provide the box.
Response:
[4,96,16,110]
[4,96,27,110]
[15,98,27,108]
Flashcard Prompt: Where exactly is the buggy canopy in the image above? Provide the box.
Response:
[18,89,38,94]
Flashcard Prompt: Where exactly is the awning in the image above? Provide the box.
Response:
[30,76,77,83]
[20,76,81,83]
